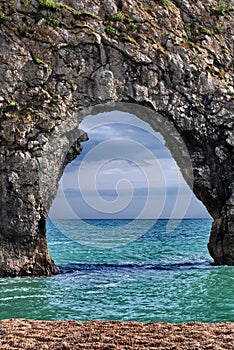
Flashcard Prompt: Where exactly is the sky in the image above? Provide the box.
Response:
[49,111,211,220]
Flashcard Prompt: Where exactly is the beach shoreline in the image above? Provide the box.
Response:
[0,319,233,349]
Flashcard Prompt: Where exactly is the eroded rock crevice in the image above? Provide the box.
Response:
[0,0,233,275]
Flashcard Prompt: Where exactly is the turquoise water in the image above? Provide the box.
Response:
[0,219,233,323]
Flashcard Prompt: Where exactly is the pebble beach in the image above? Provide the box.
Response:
[0,319,233,349]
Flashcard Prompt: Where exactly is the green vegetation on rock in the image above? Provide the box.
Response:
[214,1,234,16]
[105,25,118,35]
[38,0,63,11]
[8,101,19,109]
[34,57,47,65]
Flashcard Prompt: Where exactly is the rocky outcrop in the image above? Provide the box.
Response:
[0,0,233,275]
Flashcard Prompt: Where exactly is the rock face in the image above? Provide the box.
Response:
[0,0,233,275]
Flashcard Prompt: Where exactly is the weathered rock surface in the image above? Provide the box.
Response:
[0,0,233,275]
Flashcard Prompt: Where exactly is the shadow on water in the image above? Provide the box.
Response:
[57,261,212,275]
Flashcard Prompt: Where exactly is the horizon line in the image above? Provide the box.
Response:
[48,217,212,221]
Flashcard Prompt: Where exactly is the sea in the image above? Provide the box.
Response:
[0,219,233,323]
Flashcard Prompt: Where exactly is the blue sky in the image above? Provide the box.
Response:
[49,112,210,219]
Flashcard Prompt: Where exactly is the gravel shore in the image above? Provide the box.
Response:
[0,319,233,349]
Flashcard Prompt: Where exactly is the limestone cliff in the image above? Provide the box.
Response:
[0,0,233,275]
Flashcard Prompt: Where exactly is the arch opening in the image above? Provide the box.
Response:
[39,102,234,269]
[48,107,211,260]
[50,110,210,219]
[0,102,233,277]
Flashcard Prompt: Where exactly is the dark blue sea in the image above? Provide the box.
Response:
[0,219,233,322]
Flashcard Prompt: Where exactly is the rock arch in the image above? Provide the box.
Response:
[0,0,233,275]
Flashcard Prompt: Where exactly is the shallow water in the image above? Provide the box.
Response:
[0,219,233,322]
